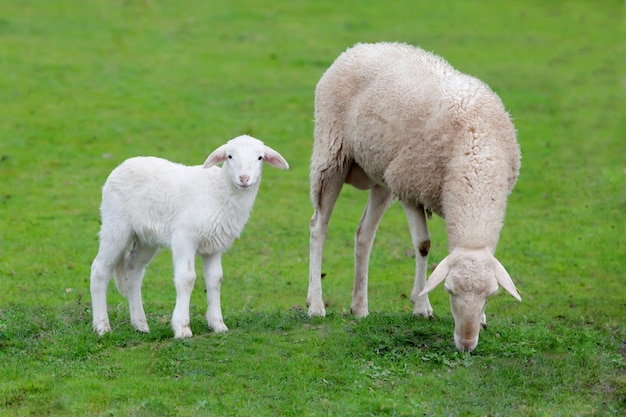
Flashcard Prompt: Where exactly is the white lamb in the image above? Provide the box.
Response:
[307,42,521,352]
[90,135,289,338]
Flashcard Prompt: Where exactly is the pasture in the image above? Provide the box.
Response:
[0,0,624,415]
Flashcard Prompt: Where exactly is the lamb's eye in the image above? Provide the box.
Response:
[227,155,233,159]
[258,156,263,161]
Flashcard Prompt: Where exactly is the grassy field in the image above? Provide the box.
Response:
[1,0,625,416]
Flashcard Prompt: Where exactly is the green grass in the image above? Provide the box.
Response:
[1,0,624,415]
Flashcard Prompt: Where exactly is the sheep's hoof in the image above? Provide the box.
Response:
[93,321,112,336]
[350,305,369,318]
[306,300,326,317]
[412,298,434,318]
[307,307,326,318]
[412,306,434,319]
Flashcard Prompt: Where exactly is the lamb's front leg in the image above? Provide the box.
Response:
[171,244,197,338]
[202,253,228,333]
[402,202,433,318]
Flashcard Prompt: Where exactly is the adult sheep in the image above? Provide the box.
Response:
[90,135,289,338]
[307,42,521,352]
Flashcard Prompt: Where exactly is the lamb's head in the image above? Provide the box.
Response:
[419,248,521,352]
[203,135,289,189]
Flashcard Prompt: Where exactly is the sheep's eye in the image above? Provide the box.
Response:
[227,155,233,159]
[258,156,263,161]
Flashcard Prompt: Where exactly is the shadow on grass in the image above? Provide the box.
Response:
[2,301,623,367]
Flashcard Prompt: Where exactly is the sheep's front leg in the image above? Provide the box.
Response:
[352,185,393,317]
[202,253,228,333]
[171,244,197,338]
[402,202,434,318]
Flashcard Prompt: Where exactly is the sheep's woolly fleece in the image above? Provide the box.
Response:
[312,42,520,250]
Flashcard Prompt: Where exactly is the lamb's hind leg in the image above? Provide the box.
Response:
[351,185,393,317]
[402,202,434,318]
[307,164,349,317]
[90,227,132,336]
[90,253,118,336]
[123,241,159,333]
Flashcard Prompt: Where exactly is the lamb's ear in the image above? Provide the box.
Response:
[419,257,450,296]
[263,146,289,170]
[203,145,228,168]
[494,260,522,302]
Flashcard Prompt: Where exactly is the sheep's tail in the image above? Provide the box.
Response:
[113,254,130,297]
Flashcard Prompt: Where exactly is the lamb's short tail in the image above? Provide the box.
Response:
[113,256,130,297]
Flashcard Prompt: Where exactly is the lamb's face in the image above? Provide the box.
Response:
[203,135,289,190]
[222,143,267,190]
[443,251,499,352]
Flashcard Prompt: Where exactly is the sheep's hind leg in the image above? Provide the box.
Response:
[307,166,348,317]
[171,244,197,338]
[202,253,228,333]
[402,202,434,318]
[124,242,158,333]
[351,185,393,317]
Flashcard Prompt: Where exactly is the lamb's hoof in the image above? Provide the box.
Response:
[173,325,193,339]
[210,321,229,333]
[481,313,487,330]
[131,320,150,333]
[93,321,112,336]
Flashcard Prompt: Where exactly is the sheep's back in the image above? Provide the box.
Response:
[314,42,519,214]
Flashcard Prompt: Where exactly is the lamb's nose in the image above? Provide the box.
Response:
[239,175,250,185]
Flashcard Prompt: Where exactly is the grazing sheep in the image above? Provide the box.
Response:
[307,42,521,352]
[90,135,289,338]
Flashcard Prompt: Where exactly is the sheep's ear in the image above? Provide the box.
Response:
[494,261,522,301]
[203,145,228,168]
[263,146,290,170]
[419,257,450,296]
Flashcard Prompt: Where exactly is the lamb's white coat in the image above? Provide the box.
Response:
[307,42,521,352]
[90,135,289,338]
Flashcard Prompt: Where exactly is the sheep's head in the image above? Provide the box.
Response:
[419,248,521,352]
[203,135,289,189]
